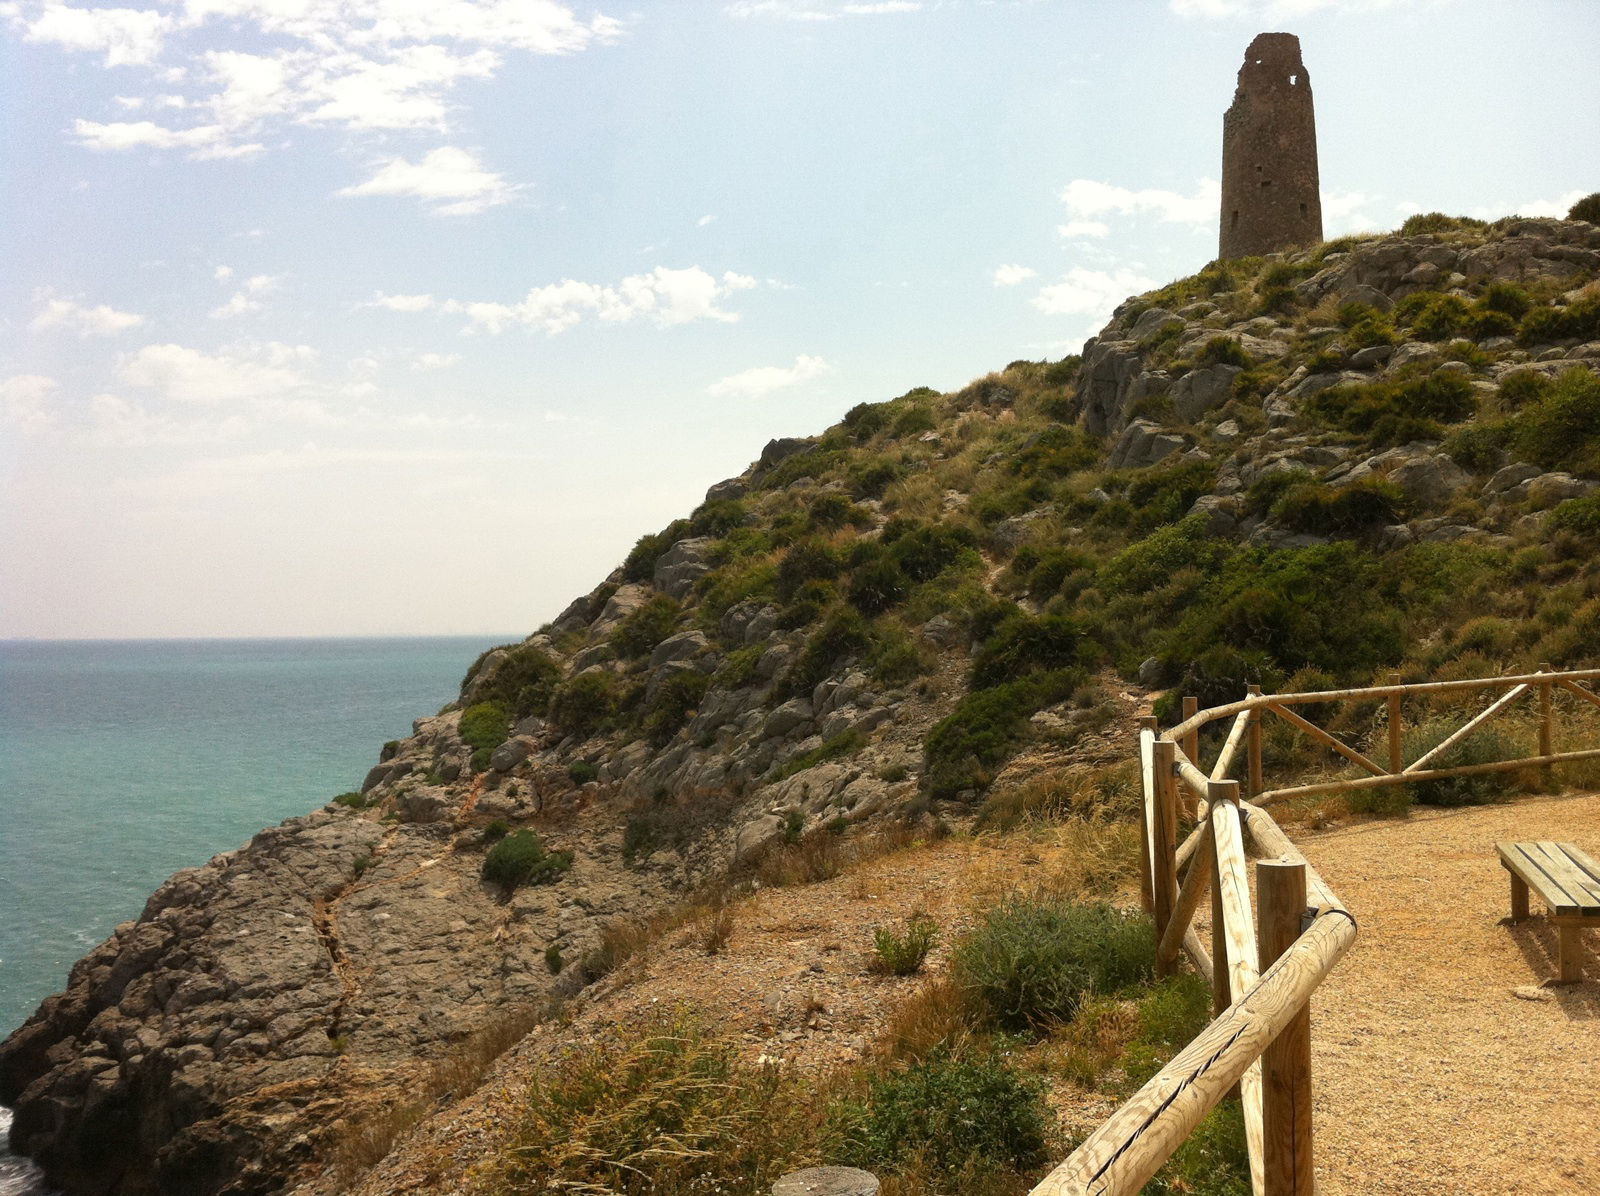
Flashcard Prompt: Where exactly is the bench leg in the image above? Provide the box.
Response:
[1508,871,1529,922]
[1557,926,1584,984]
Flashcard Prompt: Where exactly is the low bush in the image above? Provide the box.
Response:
[1303,372,1476,446]
[1548,493,1600,539]
[611,595,682,659]
[332,791,369,809]
[1271,476,1405,534]
[621,519,689,583]
[772,729,869,781]
[847,555,909,615]
[1401,718,1520,807]
[827,1047,1051,1182]
[970,613,1089,689]
[567,760,598,785]
[923,669,1083,800]
[1509,366,1600,474]
[481,819,510,843]
[782,609,873,697]
[643,671,711,745]
[1398,212,1486,236]
[548,672,616,739]
[1195,335,1252,368]
[951,897,1154,1031]
[871,915,939,976]
[887,521,979,582]
[482,830,573,892]
[458,702,510,772]
[1570,192,1600,224]
[487,1014,814,1196]
[466,642,561,719]
[1519,297,1600,346]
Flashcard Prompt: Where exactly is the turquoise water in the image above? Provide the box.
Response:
[0,636,508,1191]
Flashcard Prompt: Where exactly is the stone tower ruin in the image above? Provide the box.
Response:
[1219,32,1322,259]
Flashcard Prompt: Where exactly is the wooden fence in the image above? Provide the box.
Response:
[1028,666,1600,1196]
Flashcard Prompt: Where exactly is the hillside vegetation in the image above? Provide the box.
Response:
[5,204,1600,1196]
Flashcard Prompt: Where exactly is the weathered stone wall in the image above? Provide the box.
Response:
[1219,32,1322,259]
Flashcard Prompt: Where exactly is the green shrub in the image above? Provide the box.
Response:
[1401,719,1519,807]
[332,791,368,809]
[621,520,688,583]
[848,455,904,498]
[1303,373,1476,446]
[842,399,893,440]
[1156,644,1282,722]
[1400,292,1472,341]
[467,642,561,718]
[808,493,870,530]
[782,609,872,696]
[1271,477,1405,533]
[1570,192,1600,224]
[923,670,1082,800]
[890,403,937,438]
[775,539,843,601]
[1443,420,1512,472]
[622,817,656,865]
[481,819,510,843]
[870,916,939,976]
[1007,424,1100,479]
[643,671,711,745]
[548,673,616,739]
[567,760,598,784]
[1196,336,1252,368]
[777,579,836,629]
[544,943,563,974]
[689,499,747,538]
[951,897,1154,1031]
[714,645,763,689]
[1510,367,1600,474]
[1548,493,1600,538]
[1520,298,1600,345]
[887,521,978,582]
[1398,212,1486,236]
[482,830,573,891]
[459,702,510,772]
[828,1047,1050,1181]
[971,613,1089,689]
[612,595,682,658]
[1145,1101,1252,1196]
[847,555,909,615]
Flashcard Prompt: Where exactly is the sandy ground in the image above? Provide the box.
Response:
[1297,792,1600,1196]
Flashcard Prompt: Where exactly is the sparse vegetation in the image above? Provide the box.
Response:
[482,830,573,893]
[870,915,939,975]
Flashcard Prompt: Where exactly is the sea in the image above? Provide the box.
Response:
[0,635,511,1194]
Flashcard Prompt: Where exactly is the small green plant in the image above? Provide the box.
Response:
[332,791,368,809]
[622,818,656,865]
[1271,477,1406,533]
[482,830,573,892]
[1569,192,1600,224]
[548,672,617,739]
[481,819,510,844]
[459,702,511,772]
[827,1046,1051,1182]
[871,916,939,976]
[544,943,563,974]
[352,854,372,878]
[951,897,1154,1031]
[611,594,682,658]
[771,729,869,781]
[567,760,598,785]
[1195,335,1252,368]
[1401,719,1519,807]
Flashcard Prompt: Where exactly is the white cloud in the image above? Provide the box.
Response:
[991,264,1037,288]
[71,117,229,154]
[442,266,759,334]
[214,264,234,281]
[336,146,519,215]
[1,374,59,432]
[22,1,626,157]
[21,2,171,66]
[29,295,145,335]
[697,213,716,227]
[1321,190,1381,235]
[366,291,437,312]
[708,354,830,398]
[1057,220,1111,240]
[727,0,921,17]
[1060,178,1220,227]
[1471,190,1589,220]
[1034,267,1160,321]
[120,342,307,403]
[210,272,283,319]
[412,352,460,370]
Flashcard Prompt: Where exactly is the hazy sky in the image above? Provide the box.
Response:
[2,0,1595,639]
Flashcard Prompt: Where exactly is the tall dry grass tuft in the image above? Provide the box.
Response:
[877,978,978,1062]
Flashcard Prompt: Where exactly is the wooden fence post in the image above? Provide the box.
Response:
[1151,739,1181,973]
[1182,696,1199,766]
[1538,662,1554,792]
[1386,671,1403,773]
[1246,684,1264,798]
[1138,717,1158,916]
[1258,860,1314,1196]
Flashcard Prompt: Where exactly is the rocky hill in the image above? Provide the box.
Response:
[4,210,1599,1195]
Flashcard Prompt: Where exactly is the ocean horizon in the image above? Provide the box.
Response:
[0,634,514,1193]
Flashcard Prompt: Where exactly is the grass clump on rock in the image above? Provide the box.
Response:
[482,830,572,893]
[459,702,510,772]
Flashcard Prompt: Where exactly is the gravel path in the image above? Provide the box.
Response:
[1297,792,1600,1195]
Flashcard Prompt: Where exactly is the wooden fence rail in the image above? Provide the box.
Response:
[1029,667,1600,1196]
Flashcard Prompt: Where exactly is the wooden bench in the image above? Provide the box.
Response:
[1497,840,1600,983]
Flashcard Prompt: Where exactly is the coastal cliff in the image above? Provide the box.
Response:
[5,212,1599,1194]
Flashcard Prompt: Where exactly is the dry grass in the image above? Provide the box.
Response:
[876,977,979,1062]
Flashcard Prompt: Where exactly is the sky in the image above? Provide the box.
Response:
[1,0,1596,639]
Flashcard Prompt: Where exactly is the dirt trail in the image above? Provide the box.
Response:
[1295,792,1600,1195]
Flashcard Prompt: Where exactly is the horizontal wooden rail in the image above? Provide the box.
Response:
[1255,747,1600,807]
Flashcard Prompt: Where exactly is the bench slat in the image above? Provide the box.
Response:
[1557,841,1600,886]
[1497,841,1600,916]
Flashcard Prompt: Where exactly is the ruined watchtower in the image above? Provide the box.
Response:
[1219,33,1322,259]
